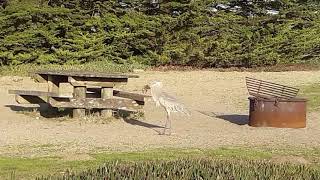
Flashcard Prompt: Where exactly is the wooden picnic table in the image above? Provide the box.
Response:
[9,70,148,118]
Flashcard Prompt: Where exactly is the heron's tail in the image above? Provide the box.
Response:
[184,108,191,116]
[176,104,191,116]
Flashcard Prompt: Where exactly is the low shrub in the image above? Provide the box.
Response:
[37,158,320,179]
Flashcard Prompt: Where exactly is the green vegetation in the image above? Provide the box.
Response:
[1,147,320,179]
[300,83,320,111]
[38,159,320,180]
[0,61,146,76]
[0,0,320,68]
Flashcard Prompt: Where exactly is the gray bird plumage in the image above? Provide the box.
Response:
[143,80,190,135]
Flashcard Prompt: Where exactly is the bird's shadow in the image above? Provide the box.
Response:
[118,111,164,134]
[197,110,249,125]
[123,118,163,129]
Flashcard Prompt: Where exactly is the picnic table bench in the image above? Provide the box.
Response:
[9,70,149,118]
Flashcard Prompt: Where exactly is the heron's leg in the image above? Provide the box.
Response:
[168,113,171,135]
[165,110,171,136]
[162,110,169,135]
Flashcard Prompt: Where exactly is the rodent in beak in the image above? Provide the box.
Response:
[142,84,150,94]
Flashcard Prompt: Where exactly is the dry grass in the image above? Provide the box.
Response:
[150,63,320,72]
[1,63,320,77]
[0,61,147,77]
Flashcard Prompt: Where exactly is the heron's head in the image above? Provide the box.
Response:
[142,80,162,93]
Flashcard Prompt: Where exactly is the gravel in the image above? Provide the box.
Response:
[0,71,320,157]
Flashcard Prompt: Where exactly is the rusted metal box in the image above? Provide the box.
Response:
[248,97,307,128]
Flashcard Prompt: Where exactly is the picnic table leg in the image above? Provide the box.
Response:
[47,75,59,95]
[46,75,60,112]
[73,86,86,118]
[101,87,113,117]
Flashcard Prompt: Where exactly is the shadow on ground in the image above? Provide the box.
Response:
[197,111,249,125]
[123,118,163,128]
[118,110,164,134]
[6,104,165,134]
[5,104,71,118]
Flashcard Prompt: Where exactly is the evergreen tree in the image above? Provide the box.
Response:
[0,0,319,67]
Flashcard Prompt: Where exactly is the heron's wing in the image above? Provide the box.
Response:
[159,92,191,116]
[160,92,178,101]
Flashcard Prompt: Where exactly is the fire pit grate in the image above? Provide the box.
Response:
[245,77,306,128]
[245,77,299,100]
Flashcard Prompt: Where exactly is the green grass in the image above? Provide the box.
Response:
[39,159,320,180]
[0,147,320,179]
[0,61,147,76]
[2,63,320,77]
[299,83,320,111]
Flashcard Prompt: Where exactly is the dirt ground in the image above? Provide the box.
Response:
[0,71,320,158]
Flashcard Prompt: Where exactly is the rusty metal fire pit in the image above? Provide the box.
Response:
[246,77,307,128]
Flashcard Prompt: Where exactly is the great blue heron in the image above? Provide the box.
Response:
[143,80,190,135]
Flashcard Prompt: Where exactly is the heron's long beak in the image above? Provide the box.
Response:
[142,85,150,94]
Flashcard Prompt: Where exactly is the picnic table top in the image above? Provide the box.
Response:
[33,70,139,79]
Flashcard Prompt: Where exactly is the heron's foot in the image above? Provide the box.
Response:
[163,132,172,136]
[162,129,171,136]
[159,128,166,135]
[158,129,173,136]
[158,127,169,135]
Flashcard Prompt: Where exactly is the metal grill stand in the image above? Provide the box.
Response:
[246,77,307,128]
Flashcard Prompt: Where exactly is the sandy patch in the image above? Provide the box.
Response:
[0,71,320,157]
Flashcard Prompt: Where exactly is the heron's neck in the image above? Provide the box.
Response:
[150,86,163,96]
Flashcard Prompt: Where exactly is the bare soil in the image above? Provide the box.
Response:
[1,71,320,157]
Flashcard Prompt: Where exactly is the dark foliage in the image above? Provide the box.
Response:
[0,0,319,67]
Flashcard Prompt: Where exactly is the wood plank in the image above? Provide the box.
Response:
[49,98,141,111]
[30,74,48,83]
[68,77,127,88]
[48,75,60,95]
[101,87,113,117]
[8,90,59,97]
[9,90,73,104]
[73,86,86,118]
[70,81,116,88]
[10,90,72,104]
[113,90,150,104]
[86,89,151,103]
[34,70,139,79]
[15,95,47,104]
